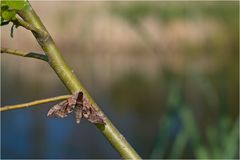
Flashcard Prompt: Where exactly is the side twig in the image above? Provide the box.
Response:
[15,15,48,37]
[1,47,48,62]
[0,95,70,112]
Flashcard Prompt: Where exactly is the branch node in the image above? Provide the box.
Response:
[14,15,47,37]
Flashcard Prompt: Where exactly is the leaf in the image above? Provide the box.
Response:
[1,0,29,11]
[1,9,16,21]
[0,0,30,26]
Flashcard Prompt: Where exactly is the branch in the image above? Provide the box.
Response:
[1,47,48,62]
[15,15,48,37]
[16,1,141,159]
[0,95,70,112]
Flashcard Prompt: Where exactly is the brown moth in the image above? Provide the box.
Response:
[47,91,105,124]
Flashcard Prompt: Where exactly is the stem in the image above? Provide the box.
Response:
[17,2,141,159]
[1,47,48,62]
[15,15,47,37]
[1,95,70,112]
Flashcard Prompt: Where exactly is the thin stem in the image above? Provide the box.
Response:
[1,47,48,62]
[0,95,70,112]
[15,15,47,37]
[17,1,141,159]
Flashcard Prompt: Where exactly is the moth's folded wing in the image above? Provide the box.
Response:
[47,101,73,118]
[87,113,105,124]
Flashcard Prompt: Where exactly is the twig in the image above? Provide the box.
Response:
[0,95,70,112]
[1,47,48,62]
[15,15,48,37]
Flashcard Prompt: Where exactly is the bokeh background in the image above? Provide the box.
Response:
[1,1,239,159]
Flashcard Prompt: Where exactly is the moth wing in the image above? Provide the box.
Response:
[87,113,105,124]
[47,100,74,118]
[84,105,105,124]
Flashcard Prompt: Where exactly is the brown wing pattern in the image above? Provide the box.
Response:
[47,100,74,118]
[47,91,105,124]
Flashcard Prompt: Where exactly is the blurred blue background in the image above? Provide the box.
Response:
[1,1,239,159]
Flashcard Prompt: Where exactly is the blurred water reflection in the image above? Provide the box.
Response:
[1,1,239,159]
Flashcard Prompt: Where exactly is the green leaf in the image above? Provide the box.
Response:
[1,5,9,11]
[0,0,30,26]
[1,0,29,10]
[1,10,16,21]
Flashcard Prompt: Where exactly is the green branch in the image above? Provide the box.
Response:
[15,15,48,37]
[1,47,48,62]
[16,1,141,159]
[0,95,70,112]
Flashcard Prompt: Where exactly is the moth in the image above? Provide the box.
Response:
[47,91,105,124]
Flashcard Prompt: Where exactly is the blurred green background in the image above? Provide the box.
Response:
[1,1,239,159]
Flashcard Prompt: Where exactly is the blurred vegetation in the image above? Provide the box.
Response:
[110,68,238,158]
[111,2,238,24]
[109,2,239,159]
